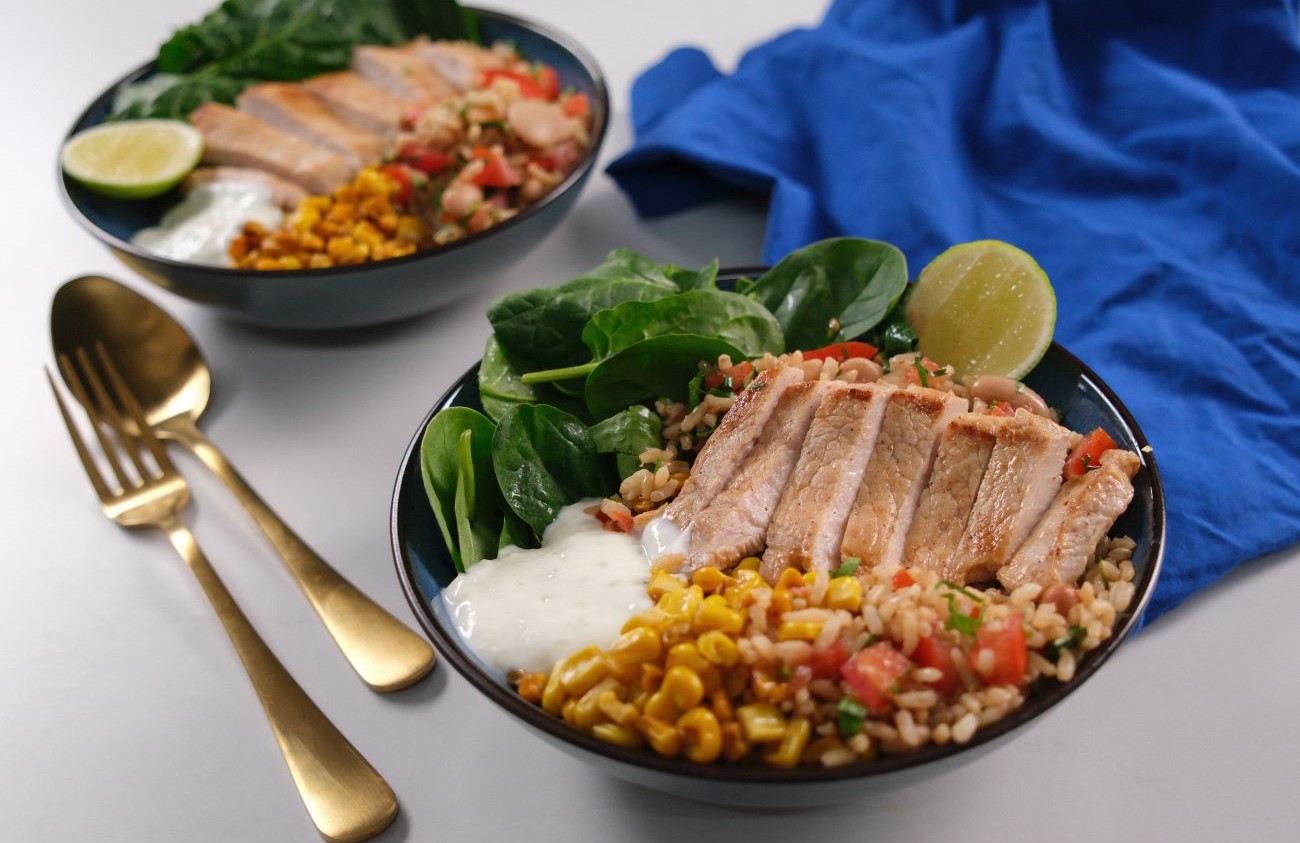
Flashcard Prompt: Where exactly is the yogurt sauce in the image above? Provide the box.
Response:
[132,181,282,266]
[440,500,654,673]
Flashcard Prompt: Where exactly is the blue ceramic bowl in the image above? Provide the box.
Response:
[390,286,1165,805]
[59,8,608,330]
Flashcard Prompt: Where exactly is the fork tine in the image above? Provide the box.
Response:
[72,346,153,483]
[94,343,177,476]
[46,367,114,503]
[57,351,133,491]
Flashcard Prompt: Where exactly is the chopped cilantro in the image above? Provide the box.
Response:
[831,557,862,578]
[937,579,985,602]
[836,696,868,736]
[913,358,930,388]
[1044,625,1086,661]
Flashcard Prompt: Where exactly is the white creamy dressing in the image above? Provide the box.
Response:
[640,515,690,559]
[132,181,282,266]
[441,501,655,673]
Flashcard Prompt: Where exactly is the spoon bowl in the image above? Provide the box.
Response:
[51,275,210,428]
[51,275,436,692]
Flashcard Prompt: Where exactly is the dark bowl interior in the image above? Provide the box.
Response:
[390,271,1165,801]
[59,7,609,330]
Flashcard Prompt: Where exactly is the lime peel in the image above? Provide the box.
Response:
[61,119,204,199]
[904,240,1056,382]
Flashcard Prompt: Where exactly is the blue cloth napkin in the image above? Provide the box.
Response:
[608,0,1300,621]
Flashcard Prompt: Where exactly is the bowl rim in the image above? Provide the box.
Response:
[57,5,611,279]
[389,296,1166,783]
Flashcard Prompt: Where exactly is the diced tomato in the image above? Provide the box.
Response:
[395,141,452,176]
[1065,427,1118,480]
[562,91,590,118]
[969,615,1028,686]
[702,360,755,393]
[904,356,943,386]
[891,569,915,589]
[984,400,1017,417]
[801,341,879,363]
[913,636,963,696]
[483,68,545,99]
[536,65,561,100]
[840,642,912,713]
[594,507,633,533]
[809,639,850,680]
[469,146,522,188]
[379,164,414,205]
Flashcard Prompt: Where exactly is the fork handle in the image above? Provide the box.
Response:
[161,517,398,843]
[156,414,435,692]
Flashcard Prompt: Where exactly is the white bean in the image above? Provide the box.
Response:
[969,375,1053,418]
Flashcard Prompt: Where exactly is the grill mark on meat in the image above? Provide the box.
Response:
[189,103,355,195]
[683,381,832,573]
[902,412,1008,576]
[840,386,969,572]
[997,449,1141,590]
[660,366,806,531]
[760,382,896,582]
[237,83,387,165]
[946,409,1073,584]
[302,71,415,136]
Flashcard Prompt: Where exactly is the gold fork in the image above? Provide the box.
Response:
[48,345,398,843]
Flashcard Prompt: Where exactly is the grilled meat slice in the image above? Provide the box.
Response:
[683,381,832,572]
[301,71,414,136]
[352,43,456,102]
[903,412,1008,576]
[998,449,1141,590]
[188,103,355,195]
[659,366,806,531]
[760,382,896,581]
[946,409,1073,584]
[412,39,495,92]
[840,386,969,572]
[238,82,387,165]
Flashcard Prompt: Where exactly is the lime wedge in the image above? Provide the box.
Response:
[60,120,204,199]
[904,240,1056,381]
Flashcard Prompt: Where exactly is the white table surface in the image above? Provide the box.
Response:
[3,1,1297,840]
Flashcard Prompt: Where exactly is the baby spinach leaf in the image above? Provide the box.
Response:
[498,508,534,551]
[112,0,474,120]
[453,429,498,567]
[492,405,613,535]
[860,285,920,358]
[582,290,784,361]
[589,406,663,479]
[743,237,908,352]
[487,275,676,371]
[584,335,746,421]
[420,407,505,572]
[670,258,720,291]
[478,336,589,423]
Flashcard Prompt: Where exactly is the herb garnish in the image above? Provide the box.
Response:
[831,557,862,578]
[836,696,868,736]
[1044,625,1086,661]
[937,580,984,638]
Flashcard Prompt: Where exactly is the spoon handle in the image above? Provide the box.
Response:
[157,415,436,692]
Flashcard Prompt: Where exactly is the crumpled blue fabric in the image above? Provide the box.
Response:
[607,0,1300,621]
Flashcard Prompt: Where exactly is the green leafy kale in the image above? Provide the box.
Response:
[113,0,476,120]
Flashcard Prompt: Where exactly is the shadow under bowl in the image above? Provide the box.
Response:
[58,8,609,331]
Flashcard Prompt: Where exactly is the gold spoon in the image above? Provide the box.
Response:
[51,275,435,692]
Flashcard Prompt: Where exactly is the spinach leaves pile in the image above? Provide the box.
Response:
[113,0,477,120]
[422,238,915,571]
